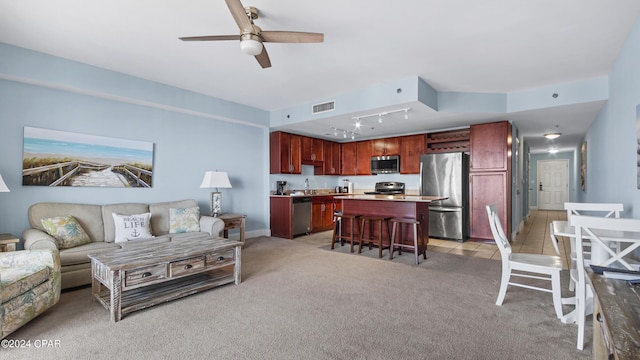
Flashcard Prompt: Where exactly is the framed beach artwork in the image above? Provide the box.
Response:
[22,126,154,188]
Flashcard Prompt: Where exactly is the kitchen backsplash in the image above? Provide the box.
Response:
[269,165,420,194]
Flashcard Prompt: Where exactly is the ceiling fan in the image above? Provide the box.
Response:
[179,0,324,68]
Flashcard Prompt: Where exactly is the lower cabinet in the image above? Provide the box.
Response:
[469,171,509,240]
[270,197,293,239]
[311,196,340,232]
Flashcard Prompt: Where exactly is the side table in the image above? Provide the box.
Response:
[218,213,246,243]
[0,234,20,252]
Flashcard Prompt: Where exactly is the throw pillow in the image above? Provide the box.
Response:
[112,212,154,243]
[169,207,201,233]
[41,215,92,249]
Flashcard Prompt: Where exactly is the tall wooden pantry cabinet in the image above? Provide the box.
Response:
[469,121,512,240]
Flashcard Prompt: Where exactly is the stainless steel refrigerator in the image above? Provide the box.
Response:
[419,152,469,241]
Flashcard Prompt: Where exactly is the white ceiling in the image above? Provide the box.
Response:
[1,1,639,153]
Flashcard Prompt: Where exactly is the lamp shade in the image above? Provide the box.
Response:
[0,173,9,192]
[200,171,232,189]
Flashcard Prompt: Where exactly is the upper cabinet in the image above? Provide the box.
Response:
[371,137,400,156]
[470,121,511,172]
[322,141,341,175]
[341,142,357,175]
[270,131,301,174]
[399,134,426,174]
[356,140,372,175]
[301,136,324,164]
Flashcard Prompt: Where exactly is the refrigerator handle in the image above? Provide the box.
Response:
[419,161,423,196]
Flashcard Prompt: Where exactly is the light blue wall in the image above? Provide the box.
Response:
[0,44,271,239]
[582,18,640,216]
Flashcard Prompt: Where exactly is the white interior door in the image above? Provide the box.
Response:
[537,159,568,210]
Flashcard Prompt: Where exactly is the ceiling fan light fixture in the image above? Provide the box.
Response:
[240,37,263,56]
[544,132,561,140]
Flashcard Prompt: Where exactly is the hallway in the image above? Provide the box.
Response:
[429,209,571,269]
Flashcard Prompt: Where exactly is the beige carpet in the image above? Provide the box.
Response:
[4,236,591,359]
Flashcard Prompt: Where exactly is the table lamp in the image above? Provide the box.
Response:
[200,171,232,216]
[0,173,9,193]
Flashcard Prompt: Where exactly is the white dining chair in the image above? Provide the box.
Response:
[486,204,564,319]
[570,214,640,350]
[549,202,624,291]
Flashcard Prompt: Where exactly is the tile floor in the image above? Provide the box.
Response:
[296,209,572,270]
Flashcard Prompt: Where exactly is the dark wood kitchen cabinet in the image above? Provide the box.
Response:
[322,141,341,175]
[301,136,324,165]
[469,172,509,240]
[371,137,400,156]
[311,196,338,232]
[356,140,372,175]
[270,131,301,174]
[468,121,512,240]
[270,196,294,239]
[470,121,510,172]
[399,134,426,174]
[341,142,357,175]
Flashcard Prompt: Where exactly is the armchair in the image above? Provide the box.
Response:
[1,249,61,339]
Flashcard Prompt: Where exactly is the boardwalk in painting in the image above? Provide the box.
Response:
[68,166,129,187]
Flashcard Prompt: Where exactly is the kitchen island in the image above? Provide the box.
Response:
[335,195,447,251]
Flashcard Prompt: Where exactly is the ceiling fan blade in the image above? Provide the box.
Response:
[255,46,271,68]
[225,0,253,32]
[261,31,324,43]
[179,35,240,41]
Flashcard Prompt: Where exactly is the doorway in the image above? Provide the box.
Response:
[537,159,569,210]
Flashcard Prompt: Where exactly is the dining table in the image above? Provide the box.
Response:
[552,220,640,324]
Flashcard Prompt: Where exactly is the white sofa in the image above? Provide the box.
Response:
[22,199,224,290]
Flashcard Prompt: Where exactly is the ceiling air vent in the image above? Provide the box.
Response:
[312,101,335,114]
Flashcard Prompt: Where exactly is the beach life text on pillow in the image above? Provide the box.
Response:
[112,213,154,243]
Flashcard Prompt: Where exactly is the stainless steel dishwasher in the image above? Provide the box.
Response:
[292,197,312,236]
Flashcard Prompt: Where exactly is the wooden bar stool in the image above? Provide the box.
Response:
[358,216,392,258]
[389,217,426,265]
[331,212,361,253]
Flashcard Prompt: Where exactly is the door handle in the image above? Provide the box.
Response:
[539,182,543,191]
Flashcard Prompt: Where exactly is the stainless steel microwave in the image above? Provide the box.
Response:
[370,155,400,174]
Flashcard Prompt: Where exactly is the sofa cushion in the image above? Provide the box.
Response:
[1,265,49,302]
[59,242,121,266]
[112,212,154,243]
[149,199,198,235]
[41,216,92,249]
[169,207,201,233]
[28,203,103,245]
[102,203,150,243]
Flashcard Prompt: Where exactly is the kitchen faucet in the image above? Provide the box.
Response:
[304,178,310,191]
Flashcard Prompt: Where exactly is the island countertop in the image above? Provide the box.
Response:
[336,195,447,250]
[334,194,448,203]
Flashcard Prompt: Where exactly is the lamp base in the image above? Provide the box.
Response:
[210,191,222,217]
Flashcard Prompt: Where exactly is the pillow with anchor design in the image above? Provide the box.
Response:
[112,212,154,243]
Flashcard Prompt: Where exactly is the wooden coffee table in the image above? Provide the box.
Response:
[88,238,242,322]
